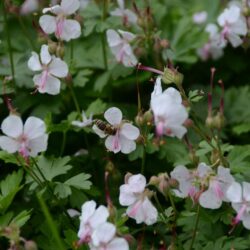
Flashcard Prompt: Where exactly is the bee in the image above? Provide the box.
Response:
[94,119,117,135]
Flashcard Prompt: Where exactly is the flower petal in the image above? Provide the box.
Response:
[107,29,122,47]
[24,116,46,140]
[226,182,242,203]
[80,200,96,223]
[39,15,56,34]
[1,115,23,138]
[40,45,51,65]
[104,107,122,125]
[49,58,68,78]
[28,135,48,156]
[89,205,109,229]
[243,182,250,201]
[60,19,81,41]
[42,5,63,14]
[61,0,80,15]
[119,184,137,206]
[35,74,61,95]
[92,222,116,246]
[0,136,20,153]
[127,174,146,192]
[118,30,136,41]
[120,136,136,154]
[107,237,129,250]
[199,187,222,209]
[28,52,42,71]
[120,123,139,140]
[92,125,106,138]
[105,135,121,153]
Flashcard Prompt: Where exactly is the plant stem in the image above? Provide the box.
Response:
[60,131,67,156]
[2,2,15,83]
[101,0,108,70]
[189,205,200,250]
[37,194,65,250]
[141,147,146,174]
[69,84,81,116]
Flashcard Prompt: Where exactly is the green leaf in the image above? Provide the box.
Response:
[94,71,111,92]
[232,123,250,135]
[85,98,107,116]
[0,170,23,214]
[74,69,93,88]
[54,183,72,199]
[64,173,92,190]
[0,151,24,166]
[10,210,32,227]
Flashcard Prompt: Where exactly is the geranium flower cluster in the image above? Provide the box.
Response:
[197,1,248,60]
[27,0,82,95]
[119,173,158,225]
[78,200,129,250]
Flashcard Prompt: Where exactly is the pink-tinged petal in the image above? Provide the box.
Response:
[0,136,20,153]
[121,50,138,67]
[127,174,146,192]
[127,200,142,219]
[28,135,48,156]
[234,204,247,224]
[80,200,96,223]
[92,125,106,138]
[106,29,122,47]
[226,182,242,203]
[43,75,61,95]
[27,52,42,71]
[199,187,222,209]
[55,18,65,38]
[60,19,81,41]
[61,0,80,15]
[24,117,46,140]
[43,5,63,15]
[105,135,121,153]
[92,222,116,246]
[104,107,122,125]
[119,184,137,206]
[118,30,136,41]
[243,182,250,201]
[39,15,56,34]
[89,205,109,229]
[40,45,51,65]
[120,123,139,140]
[20,0,39,15]
[49,58,68,78]
[120,136,136,154]
[1,115,23,138]
[142,198,158,225]
[107,237,129,250]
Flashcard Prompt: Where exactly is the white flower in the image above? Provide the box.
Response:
[150,79,188,138]
[106,29,138,67]
[0,115,48,158]
[89,222,129,250]
[39,0,81,41]
[199,166,235,209]
[170,163,212,200]
[197,23,225,60]
[193,11,207,24]
[119,174,158,225]
[226,182,250,229]
[93,107,140,154]
[78,201,109,244]
[20,0,39,15]
[28,45,68,95]
[110,0,137,25]
[72,111,93,128]
[217,5,247,47]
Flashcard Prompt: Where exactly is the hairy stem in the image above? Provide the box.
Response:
[189,205,201,250]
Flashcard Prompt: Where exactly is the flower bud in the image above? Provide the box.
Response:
[162,67,184,86]
[143,110,153,126]
[48,41,57,54]
[205,115,215,128]
[37,34,47,45]
[213,112,225,130]
[135,113,144,126]
[25,241,38,250]
[56,44,65,58]
[160,39,170,49]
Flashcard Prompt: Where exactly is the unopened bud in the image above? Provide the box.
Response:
[56,44,65,58]
[37,35,47,44]
[162,67,183,86]
[205,115,214,128]
[48,41,57,54]
[168,178,178,188]
[160,39,170,49]
[143,110,153,125]
[25,241,38,250]
[135,113,144,126]
[124,172,133,184]
[149,176,160,186]
[213,112,225,129]
[105,161,115,174]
